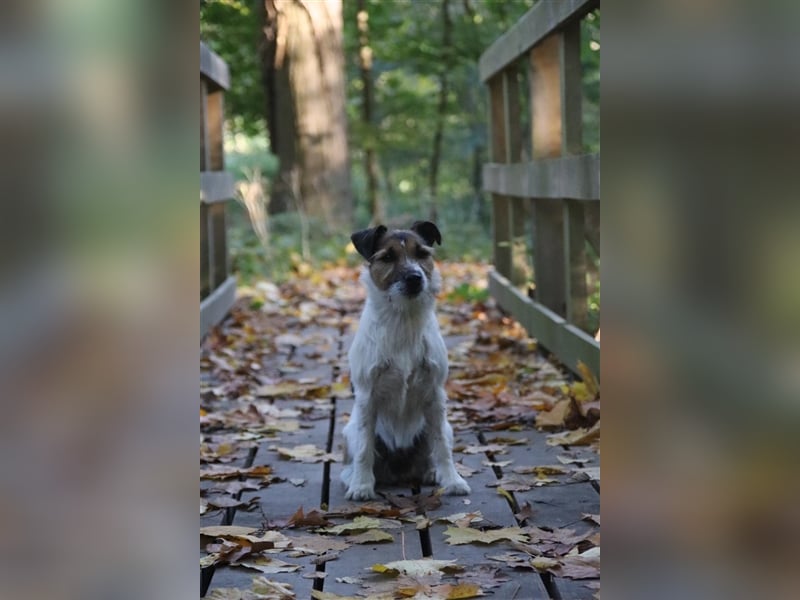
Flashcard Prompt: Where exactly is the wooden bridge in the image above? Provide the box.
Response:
[201,2,600,599]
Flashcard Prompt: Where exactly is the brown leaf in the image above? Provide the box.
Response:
[201,464,273,481]
[286,506,333,528]
[347,529,394,544]
[444,526,528,546]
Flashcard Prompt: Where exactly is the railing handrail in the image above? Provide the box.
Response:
[479,0,598,83]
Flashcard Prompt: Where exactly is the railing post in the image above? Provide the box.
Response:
[560,21,588,331]
[530,33,566,315]
[488,74,511,279]
[490,67,527,285]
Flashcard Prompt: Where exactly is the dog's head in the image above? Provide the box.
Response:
[351,221,442,302]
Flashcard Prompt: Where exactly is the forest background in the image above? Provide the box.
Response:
[200,0,599,288]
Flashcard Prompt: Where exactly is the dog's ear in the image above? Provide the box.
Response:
[351,225,387,260]
[411,221,442,246]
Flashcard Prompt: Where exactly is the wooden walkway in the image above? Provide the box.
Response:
[201,265,600,600]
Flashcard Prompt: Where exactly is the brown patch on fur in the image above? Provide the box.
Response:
[368,231,435,292]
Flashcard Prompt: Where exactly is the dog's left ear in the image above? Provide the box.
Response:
[351,225,387,260]
[411,221,442,246]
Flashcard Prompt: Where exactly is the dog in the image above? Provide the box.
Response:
[340,220,471,501]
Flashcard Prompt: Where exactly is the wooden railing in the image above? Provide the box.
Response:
[201,42,237,338]
[480,0,600,379]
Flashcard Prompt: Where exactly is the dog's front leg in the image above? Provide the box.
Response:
[343,391,378,501]
[426,390,470,495]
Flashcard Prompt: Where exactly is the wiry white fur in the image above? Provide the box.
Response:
[341,263,470,500]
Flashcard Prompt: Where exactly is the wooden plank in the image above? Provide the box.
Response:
[206,401,334,599]
[492,432,599,600]
[503,68,522,165]
[560,20,583,155]
[531,32,562,161]
[206,90,225,171]
[200,275,236,339]
[201,171,236,204]
[324,398,426,598]
[482,155,600,200]
[200,41,231,90]
[488,270,599,381]
[423,431,551,599]
[492,196,512,280]
[510,197,531,286]
[479,0,597,83]
[563,199,588,331]
[200,203,210,299]
[532,198,566,316]
[210,202,228,288]
[201,79,208,171]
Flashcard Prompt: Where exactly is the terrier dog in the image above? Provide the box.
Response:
[341,221,471,501]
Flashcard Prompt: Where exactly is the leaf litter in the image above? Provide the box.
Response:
[201,262,599,594]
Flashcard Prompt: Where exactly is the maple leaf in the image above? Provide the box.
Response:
[435,511,484,528]
[233,556,302,574]
[347,529,394,544]
[201,464,273,480]
[284,534,350,556]
[286,506,332,528]
[316,515,382,535]
[546,421,600,446]
[443,526,528,545]
[371,559,462,577]
[276,444,340,463]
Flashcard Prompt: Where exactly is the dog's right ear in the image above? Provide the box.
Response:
[351,225,387,261]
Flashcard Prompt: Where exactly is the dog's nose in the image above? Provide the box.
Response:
[403,272,423,294]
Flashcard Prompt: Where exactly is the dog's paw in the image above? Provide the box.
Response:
[345,483,377,501]
[441,476,471,496]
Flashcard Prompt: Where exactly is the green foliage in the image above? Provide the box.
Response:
[447,282,490,304]
[202,0,600,307]
[200,0,265,136]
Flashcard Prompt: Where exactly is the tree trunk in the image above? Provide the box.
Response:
[259,0,353,227]
[356,0,383,225]
[428,0,452,223]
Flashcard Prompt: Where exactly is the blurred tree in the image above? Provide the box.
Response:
[259,0,353,227]
[355,0,382,224]
[201,1,598,233]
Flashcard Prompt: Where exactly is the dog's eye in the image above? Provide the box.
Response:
[379,251,395,263]
[416,248,431,259]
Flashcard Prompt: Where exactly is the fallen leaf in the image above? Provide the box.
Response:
[286,506,333,528]
[576,361,599,398]
[371,559,462,577]
[458,444,508,455]
[311,591,362,600]
[347,529,394,544]
[285,534,350,556]
[435,512,484,528]
[276,444,340,463]
[316,516,382,535]
[233,556,302,574]
[582,513,600,525]
[443,526,528,546]
[201,464,273,480]
[511,465,566,476]
[546,421,600,446]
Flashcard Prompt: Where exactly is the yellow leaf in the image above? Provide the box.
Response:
[531,556,560,571]
[347,529,394,544]
[318,516,381,535]
[443,526,528,545]
[577,360,599,397]
[546,421,600,446]
[445,583,483,599]
[496,488,515,504]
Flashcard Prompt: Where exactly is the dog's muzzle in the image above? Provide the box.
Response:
[402,271,424,296]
